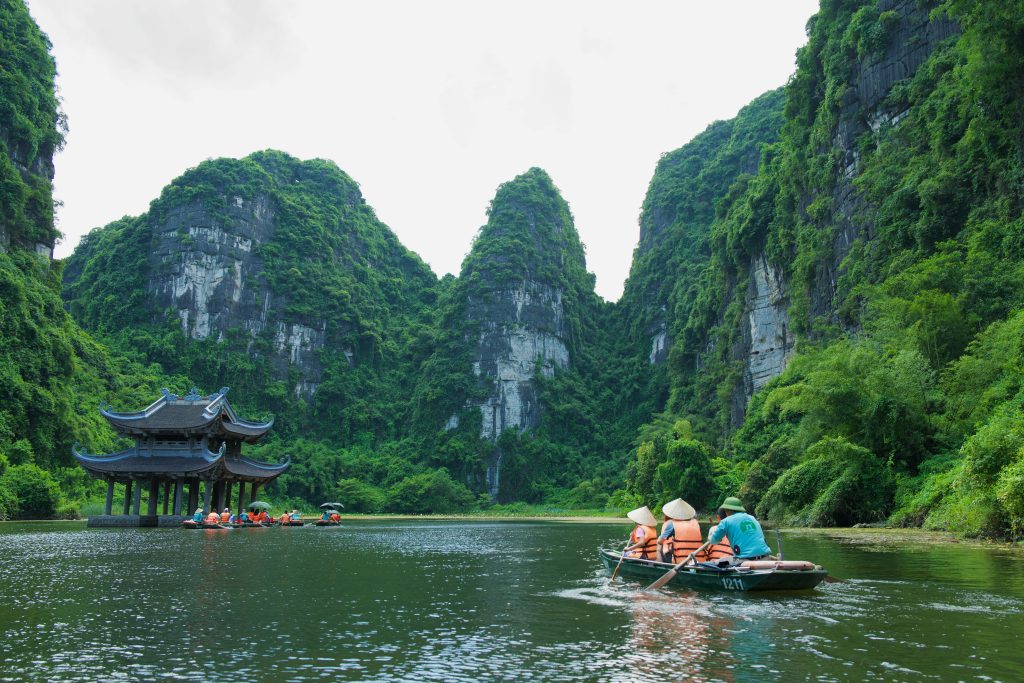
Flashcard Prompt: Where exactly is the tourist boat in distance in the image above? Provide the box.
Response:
[182,520,230,530]
[314,519,341,526]
[599,549,828,592]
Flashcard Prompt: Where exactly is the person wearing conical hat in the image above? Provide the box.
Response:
[192,507,204,523]
[658,498,703,565]
[624,506,659,560]
[708,496,771,564]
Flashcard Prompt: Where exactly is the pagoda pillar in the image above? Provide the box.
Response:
[173,480,183,516]
[187,479,198,513]
[203,480,212,515]
[236,481,247,517]
[250,483,259,506]
[147,478,159,516]
[123,480,132,515]
[162,481,171,515]
[225,481,233,511]
[132,479,142,515]
[104,480,114,516]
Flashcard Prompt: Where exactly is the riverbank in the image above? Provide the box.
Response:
[784,526,1024,552]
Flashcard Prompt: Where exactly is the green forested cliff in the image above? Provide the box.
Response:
[5,0,1024,535]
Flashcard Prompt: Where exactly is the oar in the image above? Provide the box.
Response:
[609,543,636,583]
[644,542,710,591]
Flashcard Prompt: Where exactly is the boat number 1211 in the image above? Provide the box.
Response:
[720,577,745,590]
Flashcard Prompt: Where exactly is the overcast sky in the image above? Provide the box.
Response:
[30,0,817,301]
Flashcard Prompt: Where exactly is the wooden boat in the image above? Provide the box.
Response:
[314,520,341,526]
[599,549,827,592]
[182,520,229,530]
[279,520,305,527]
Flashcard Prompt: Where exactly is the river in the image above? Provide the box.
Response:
[0,520,1021,682]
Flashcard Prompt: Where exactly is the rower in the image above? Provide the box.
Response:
[658,498,702,564]
[192,508,203,523]
[624,506,659,560]
[708,496,771,564]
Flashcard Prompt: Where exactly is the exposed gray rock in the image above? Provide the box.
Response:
[743,255,792,395]
[147,193,329,399]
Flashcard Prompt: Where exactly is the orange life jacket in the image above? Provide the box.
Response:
[220,511,231,523]
[330,513,341,522]
[669,518,704,563]
[205,513,220,525]
[700,524,734,561]
[280,513,290,523]
[628,525,658,561]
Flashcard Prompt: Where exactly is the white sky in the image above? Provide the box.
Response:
[30,0,817,301]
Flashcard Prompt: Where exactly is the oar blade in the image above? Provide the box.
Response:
[645,568,678,591]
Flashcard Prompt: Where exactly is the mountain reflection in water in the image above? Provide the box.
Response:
[0,520,1021,682]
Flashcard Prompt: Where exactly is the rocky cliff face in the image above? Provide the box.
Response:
[452,168,591,496]
[727,0,958,415]
[147,191,330,396]
[809,0,958,320]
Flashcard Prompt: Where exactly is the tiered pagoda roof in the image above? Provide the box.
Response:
[73,387,289,484]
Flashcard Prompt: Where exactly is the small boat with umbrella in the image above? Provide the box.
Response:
[315,502,344,526]
[599,549,828,592]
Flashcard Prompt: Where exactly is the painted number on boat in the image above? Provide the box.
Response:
[720,577,745,591]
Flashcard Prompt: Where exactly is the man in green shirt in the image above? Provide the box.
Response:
[707,496,772,562]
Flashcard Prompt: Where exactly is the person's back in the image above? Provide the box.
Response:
[193,509,203,523]
[220,509,231,523]
[659,498,701,563]
[708,497,771,560]
[280,512,290,523]
[206,511,220,525]
[330,512,341,522]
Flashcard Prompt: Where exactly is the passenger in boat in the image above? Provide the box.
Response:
[321,510,331,522]
[256,510,268,524]
[205,510,220,525]
[192,508,203,523]
[330,512,341,522]
[708,496,771,563]
[658,498,702,564]
[237,511,249,524]
[699,521,734,563]
[291,510,301,522]
[624,506,659,560]
[279,511,290,524]
[220,508,231,523]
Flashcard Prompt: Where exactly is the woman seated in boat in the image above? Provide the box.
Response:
[192,508,204,523]
[205,510,221,525]
[279,511,290,524]
[320,510,332,522]
[624,506,659,560]
[707,496,771,564]
[257,510,269,524]
[330,511,341,522]
[220,508,231,524]
[658,498,702,564]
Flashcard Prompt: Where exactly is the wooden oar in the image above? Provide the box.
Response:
[644,542,710,591]
[609,543,636,583]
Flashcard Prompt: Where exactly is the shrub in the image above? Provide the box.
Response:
[1,463,61,519]
[335,477,386,513]
[756,437,893,526]
[387,469,475,514]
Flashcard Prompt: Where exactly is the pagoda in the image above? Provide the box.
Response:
[74,387,290,527]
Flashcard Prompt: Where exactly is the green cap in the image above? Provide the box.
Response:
[720,496,746,512]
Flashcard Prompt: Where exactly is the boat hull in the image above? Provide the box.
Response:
[314,520,340,526]
[600,549,827,592]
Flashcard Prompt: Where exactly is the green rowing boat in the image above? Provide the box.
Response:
[599,549,827,592]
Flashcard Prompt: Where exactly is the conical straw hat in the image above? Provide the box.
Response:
[627,505,657,527]
[662,498,696,521]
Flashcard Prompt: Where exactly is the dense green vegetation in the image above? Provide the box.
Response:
[6,0,1024,538]
[619,0,1024,539]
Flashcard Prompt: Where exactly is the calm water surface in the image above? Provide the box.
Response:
[0,520,1022,682]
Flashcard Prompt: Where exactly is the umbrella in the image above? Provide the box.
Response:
[319,502,345,509]
[248,501,271,511]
